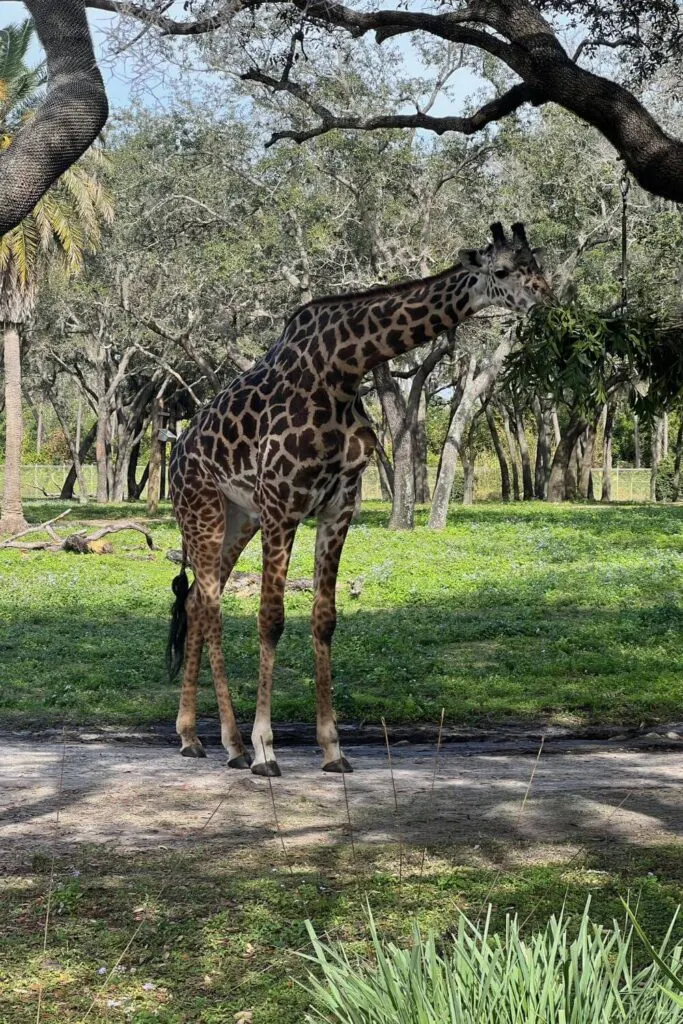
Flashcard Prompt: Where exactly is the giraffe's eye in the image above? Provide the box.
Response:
[494,269,510,279]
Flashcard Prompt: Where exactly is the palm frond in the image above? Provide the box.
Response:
[0,20,35,85]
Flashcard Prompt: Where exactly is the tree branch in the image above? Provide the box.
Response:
[242,69,539,146]
[87,0,246,35]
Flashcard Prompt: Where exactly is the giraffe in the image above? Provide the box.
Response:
[167,221,552,776]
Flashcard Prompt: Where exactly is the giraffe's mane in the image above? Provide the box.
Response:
[283,260,467,333]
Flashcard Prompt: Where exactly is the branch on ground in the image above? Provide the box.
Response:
[1,515,155,553]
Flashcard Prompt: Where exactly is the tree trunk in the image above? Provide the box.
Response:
[413,388,430,504]
[512,405,534,500]
[147,400,164,516]
[650,415,664,501]
[48,390,88,503]
[601,399,616,503]
[672,417,683,502]
[75,397,82,453]
[461,447,475,505]
[160,440,167,501]
[95,398,109,503]
[127,440,140,500]
[634,413,641,469]
[0,324,28,533]
[533,398,551,500]
[60,420,97,500]
[373,363,415,529]
[663,412,669,458]
[501,404,520,501]
[547,414,588,503]
[374,441,394,501]
[578,418,598,499]
[485,403,510,501]
[564,436,580,502]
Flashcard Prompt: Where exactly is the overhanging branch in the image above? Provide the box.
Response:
[242,70,540,146]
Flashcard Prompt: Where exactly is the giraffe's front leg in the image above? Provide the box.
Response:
[312,502,355,773]
[251,518,298,777]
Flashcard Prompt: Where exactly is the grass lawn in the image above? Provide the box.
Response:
[2,840,683,1023]
[1,499,682,730]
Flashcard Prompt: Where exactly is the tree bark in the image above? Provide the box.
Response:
[512,404,533,500]
[0,324,27,533]
[533,397,552,500]
[578,417,599,499]
[461,443,475,506]
[672,417,683,502]
[60,420,97,500]
[95,398,109,503]
[48,390,88,503]
[373,363,415,529]
[650,415,664,502]
[429,330,516,528]
[501,404,520,501]
[0,1,107,240]
[547,414,588,503]
[147,399,164,516]
[413,388,430,504]
[634,413,641,469]
[485,402,510,501]
[601,399,616,503]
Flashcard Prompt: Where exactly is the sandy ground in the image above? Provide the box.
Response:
[1,739,682,868]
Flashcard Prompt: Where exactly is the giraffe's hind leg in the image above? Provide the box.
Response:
[176,584,205,758]
[312,499,356,773]
[175,490,253,765]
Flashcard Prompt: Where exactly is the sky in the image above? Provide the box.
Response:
[0,1,484,116]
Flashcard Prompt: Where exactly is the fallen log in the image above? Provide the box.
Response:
[2,516,155,554]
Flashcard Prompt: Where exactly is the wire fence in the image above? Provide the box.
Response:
[2,463,656,503]
[360,464,655,503]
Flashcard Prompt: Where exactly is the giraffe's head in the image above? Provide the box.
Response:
[458,221,553,313]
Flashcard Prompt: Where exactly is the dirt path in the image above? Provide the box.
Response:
[1,740,682,868]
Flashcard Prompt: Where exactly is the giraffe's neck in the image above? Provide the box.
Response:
[280,262,483,397]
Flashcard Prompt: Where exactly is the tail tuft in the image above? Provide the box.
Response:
[167,567,190,680]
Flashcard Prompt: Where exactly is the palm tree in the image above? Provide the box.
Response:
[0,19,112,534]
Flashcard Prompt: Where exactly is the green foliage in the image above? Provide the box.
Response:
[511,303,683,417]
[655,454,677,502]
[303,902,683,1024]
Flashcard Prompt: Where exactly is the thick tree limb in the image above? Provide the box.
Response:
[243,69,538,145]
[0,2,108,238]
[88,0,683,202]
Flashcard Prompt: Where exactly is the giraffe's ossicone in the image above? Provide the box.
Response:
[166,221,552,775]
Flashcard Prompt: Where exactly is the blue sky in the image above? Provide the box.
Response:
[0,1,483,115]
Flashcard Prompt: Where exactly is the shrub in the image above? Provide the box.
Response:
[302,901,683,1024]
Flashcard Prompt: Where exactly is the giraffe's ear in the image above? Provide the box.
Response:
[458,248,484,268]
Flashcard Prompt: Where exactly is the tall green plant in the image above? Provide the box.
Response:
[302,901,683,1024]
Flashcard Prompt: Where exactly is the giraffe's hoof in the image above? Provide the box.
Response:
[322,757,353,774]
[228,753,252,770]
[180,741,206,759]
[251,760,281,778]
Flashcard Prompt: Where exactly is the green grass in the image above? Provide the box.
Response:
[1,499,682,729]
[2,840,683,1023]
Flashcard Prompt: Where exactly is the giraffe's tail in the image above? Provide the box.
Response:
[167,547,191,680]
